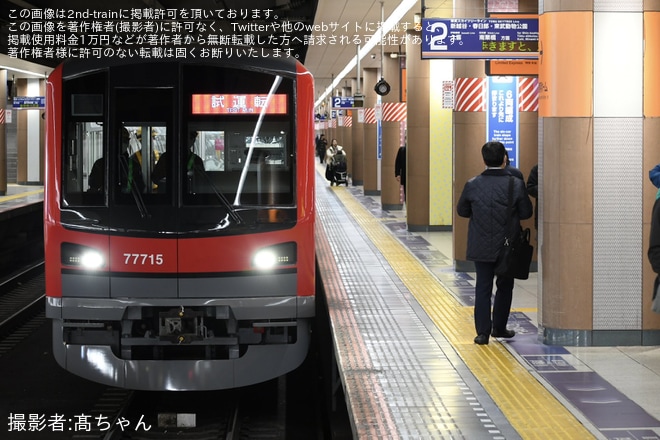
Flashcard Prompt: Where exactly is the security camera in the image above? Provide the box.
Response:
[370,54,376,60]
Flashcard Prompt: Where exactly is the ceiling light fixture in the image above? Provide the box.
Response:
[0,65,49,78]
[314,0,417,108]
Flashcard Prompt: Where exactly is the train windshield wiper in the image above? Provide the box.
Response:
[234,75,282,206]
[191,164,243,225]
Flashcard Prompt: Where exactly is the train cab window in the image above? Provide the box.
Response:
[61,72,107,207]
[62,121,105,206]
[119,125,166,195]
[113,87,172,205]
[182,64,295,207]
[197,131,225,172]
[183,124,293,206]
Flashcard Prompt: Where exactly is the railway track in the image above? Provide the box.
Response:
[0,262,46,343]
[0,264,313,440]
[0,259,337,439]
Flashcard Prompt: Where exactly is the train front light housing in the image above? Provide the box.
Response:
[61,243,105,270]
[252,242,297,270]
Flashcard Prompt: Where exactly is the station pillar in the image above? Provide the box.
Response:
[362,68,379,195]
[539,1,660,346]
[351,97,364,186]
[346,79,360,182]
[15,78,45,185]
[380,55,404,211]
[405,30,430,230]
[337,86,352,161]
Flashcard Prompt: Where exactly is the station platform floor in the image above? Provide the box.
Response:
[3,174,660,438]
[0,183,43,213]
[314,163,660,440]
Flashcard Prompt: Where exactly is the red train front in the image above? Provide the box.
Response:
[44,57,315,391]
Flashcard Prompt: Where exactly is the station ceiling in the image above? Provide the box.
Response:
[0,0,459,102]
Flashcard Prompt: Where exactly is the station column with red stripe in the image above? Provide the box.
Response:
[361,69,379,194]
[405,30,431,228]
[452,70,488,268]
[380,55,405,210]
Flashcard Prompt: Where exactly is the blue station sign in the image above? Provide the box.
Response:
[13,96,45,109]
[332,96,355,108]
[487,76,519,167]
[421,18,538,59]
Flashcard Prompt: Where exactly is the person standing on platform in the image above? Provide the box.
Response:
[648,191,660,313]
[504,150,524,180]
[649,163,660,309]
[316,134,327,164]
[457,141,533,345]
[649,163,660,200]
[395,145,406,202]
[527,164,539,231]
[326,139,339,164]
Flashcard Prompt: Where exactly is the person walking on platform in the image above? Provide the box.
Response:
[457,141,533,345]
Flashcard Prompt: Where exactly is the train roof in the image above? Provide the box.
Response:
[58,53,304,79]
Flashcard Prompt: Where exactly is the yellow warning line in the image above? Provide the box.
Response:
[513,307,538,313]
[333,187,595,440]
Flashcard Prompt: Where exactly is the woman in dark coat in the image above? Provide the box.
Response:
[395,146,406,201]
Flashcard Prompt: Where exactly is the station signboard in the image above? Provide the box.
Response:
[13,96,45,109]
[332,96,355,108]
[421,18,538,59]
[487,76,519,167]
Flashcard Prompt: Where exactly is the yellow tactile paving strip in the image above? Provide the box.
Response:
[332,187,595,440]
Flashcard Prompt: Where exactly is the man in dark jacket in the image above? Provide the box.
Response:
[457,141,533,345]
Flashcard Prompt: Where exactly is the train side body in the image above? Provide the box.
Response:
[44,58,315,391]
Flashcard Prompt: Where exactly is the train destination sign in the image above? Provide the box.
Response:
[192,94,288,115]
[421,18,539,59]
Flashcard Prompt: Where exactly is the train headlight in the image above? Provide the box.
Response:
[61,243,105,270]
[80,251,104,269]
[253,250,278,269]
[252,242,297,270]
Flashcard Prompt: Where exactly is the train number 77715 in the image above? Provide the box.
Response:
[123,253,164,265]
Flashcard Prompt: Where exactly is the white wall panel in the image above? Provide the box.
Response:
[593,12,642,118]
[594,0,643,12]
[26,78,41,183]
[593,118,642,329]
